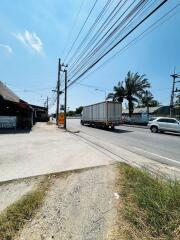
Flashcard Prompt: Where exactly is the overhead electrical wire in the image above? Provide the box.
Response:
[62,0,85,60]
[69,0,153,78]
[68,0,130,74]
[67,0,115,66]
[63,0,99,63]
[69,0,159,79]
[67,0,168,88]
[68,2,180,91]
[67,0,118,69]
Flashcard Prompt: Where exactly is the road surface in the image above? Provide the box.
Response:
[67,119,180,168]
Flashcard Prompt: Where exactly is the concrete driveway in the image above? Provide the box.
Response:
[0,123,114,182]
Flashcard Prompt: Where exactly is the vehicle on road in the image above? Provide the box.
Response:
[148,117,180,133]
[81,101,122,129]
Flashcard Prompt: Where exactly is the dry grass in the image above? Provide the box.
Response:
[115,163,180,240]
[0,178,50,240]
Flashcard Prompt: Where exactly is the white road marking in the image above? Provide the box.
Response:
[132,147,180,165]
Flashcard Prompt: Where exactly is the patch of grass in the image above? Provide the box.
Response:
[0,179,49,240]
[117,164,180,240]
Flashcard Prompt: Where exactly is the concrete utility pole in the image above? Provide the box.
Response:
[53,59,68,127]
[64,69,68,130]
[47,96,49,113]
[170,71,180,117]
[56,58,61,125]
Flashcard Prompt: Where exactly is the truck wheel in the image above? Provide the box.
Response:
[80,120,84,125]
[111,126,115,130]
[151,126,158,133]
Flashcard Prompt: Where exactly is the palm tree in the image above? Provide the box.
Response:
[124,71,150,117]
[106,81,125,103]
[139,90,154,119]
[139,91,160,108]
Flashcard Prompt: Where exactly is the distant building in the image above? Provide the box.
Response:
[30,104,49,122]
[122,106,170,124]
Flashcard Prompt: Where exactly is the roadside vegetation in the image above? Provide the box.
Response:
[0,178,50,240]
[106,71,160,117]
[116,164,180,240]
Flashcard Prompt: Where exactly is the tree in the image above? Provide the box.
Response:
[106,81,125,103]
[75,106,83,114]
[175,95,180,107]
[124,71,150,117]
[139,91,161,108]
[148,99,161,107]
[106,71,150,117]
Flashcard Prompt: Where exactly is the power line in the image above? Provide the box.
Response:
[62,0,85,59]
[63,0,99,62]
[68,0,134,75]
[67,0,117,69]
[69,0,155,79]
[68,1,179,91]
[68,0,168,88]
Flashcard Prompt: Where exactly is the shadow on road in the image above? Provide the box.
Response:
[159,131,180,137]
[0,128,31,134]
[85,125,133,134]
[109,128,133,133]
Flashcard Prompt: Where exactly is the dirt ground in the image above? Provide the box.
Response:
[15,165,118,240]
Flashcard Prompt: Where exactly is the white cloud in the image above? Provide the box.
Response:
[15,30,43,54]
[0,44,13,54]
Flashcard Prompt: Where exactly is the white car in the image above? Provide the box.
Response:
[148,117,180,133]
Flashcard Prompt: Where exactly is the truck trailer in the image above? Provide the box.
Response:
[81,101,122,129]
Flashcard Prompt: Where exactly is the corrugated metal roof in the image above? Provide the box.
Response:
[0,81,20,103]
[122,106,162,114]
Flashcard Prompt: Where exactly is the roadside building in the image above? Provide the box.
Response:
[0,81,33,129]
[122,106,170,124]
[31,104,49,122]
[0,81,48,129]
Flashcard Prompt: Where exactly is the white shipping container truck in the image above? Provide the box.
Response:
[81,101,122,129]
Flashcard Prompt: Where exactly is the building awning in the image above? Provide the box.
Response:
[0,81,20,103]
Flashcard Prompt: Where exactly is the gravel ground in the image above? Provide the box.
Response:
[16,165,118,240]
[0,177,44,213]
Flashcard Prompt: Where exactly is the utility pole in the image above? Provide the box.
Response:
[56,58,61,125]
[47,96,49,113]
[53,59,68,128]
[64,69,67,130]
[170,71,180,117]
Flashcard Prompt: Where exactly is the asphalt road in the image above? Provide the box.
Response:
[67,119,180,167]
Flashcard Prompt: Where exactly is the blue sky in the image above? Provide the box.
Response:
[0,0,180,112]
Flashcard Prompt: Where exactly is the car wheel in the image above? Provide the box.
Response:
[151,126,158,133]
